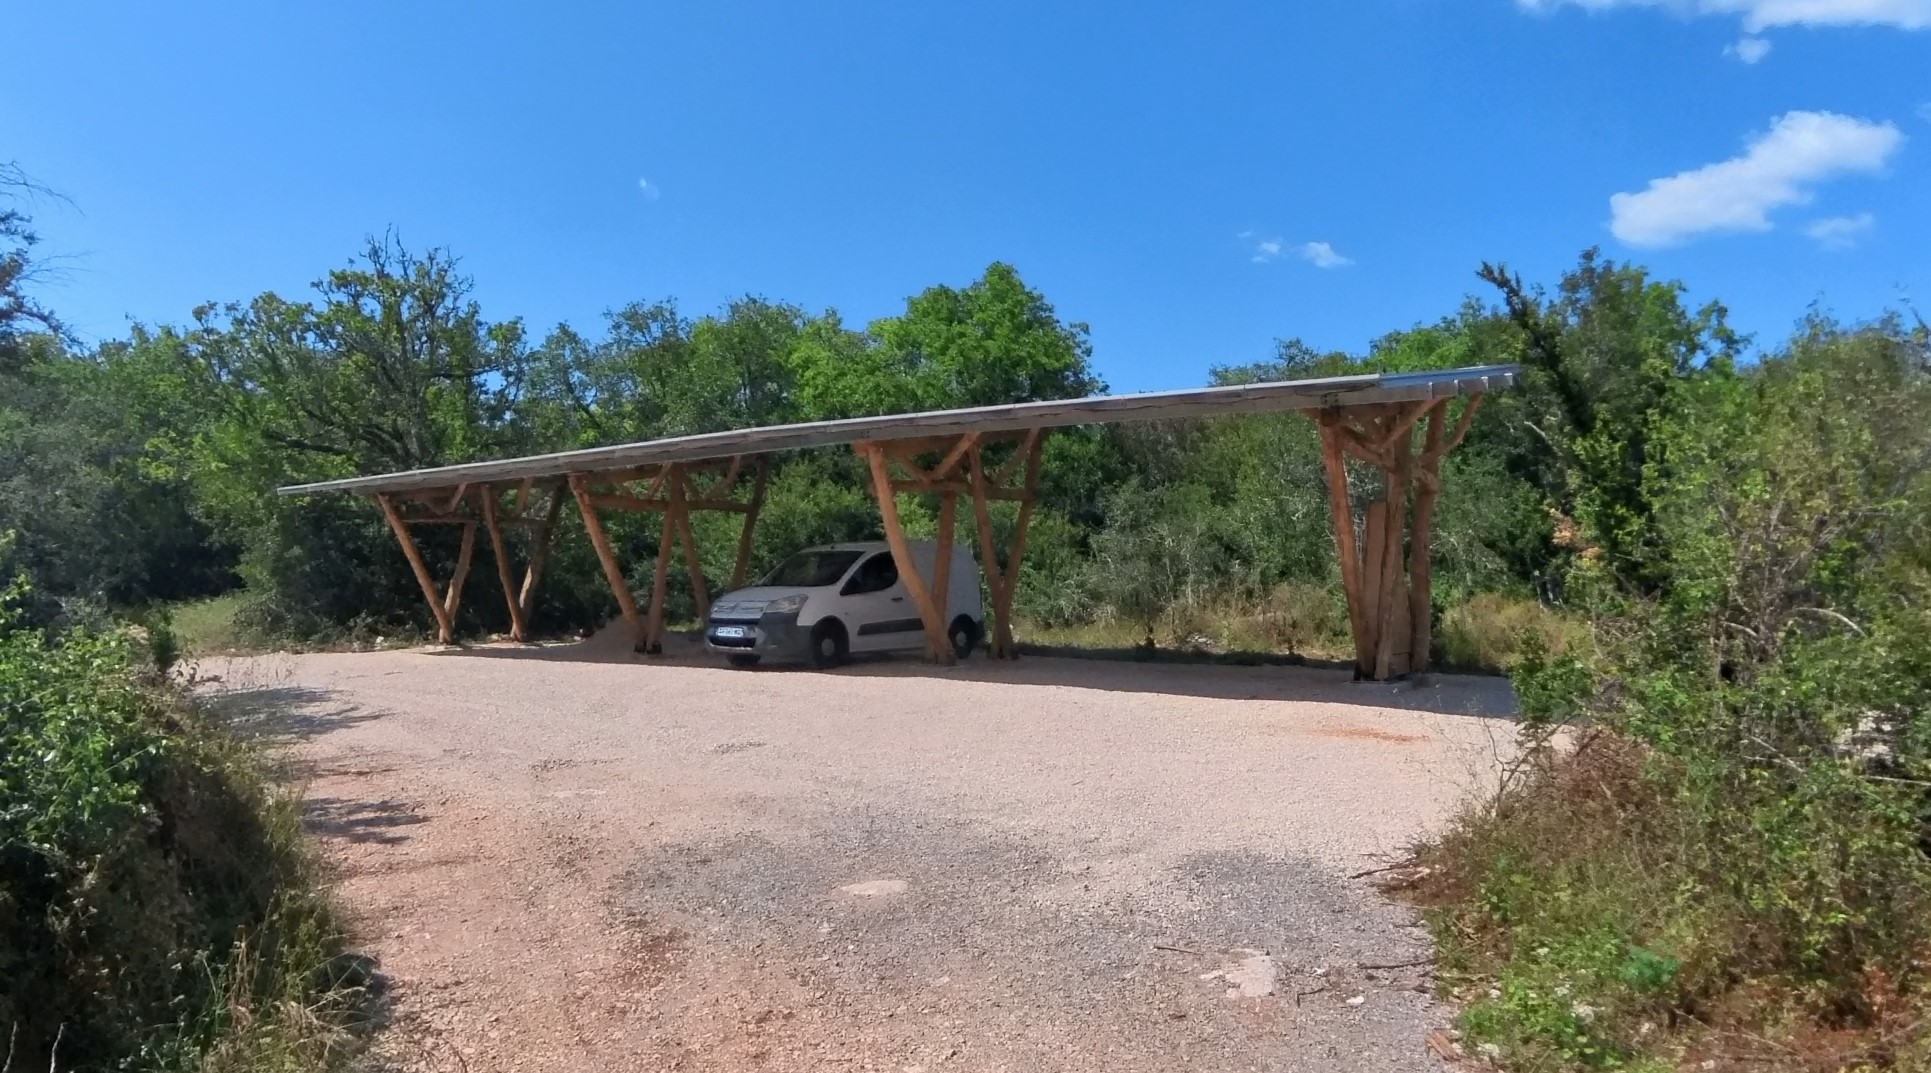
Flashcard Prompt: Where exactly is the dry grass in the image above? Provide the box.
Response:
[1022,587,1574,675]
[1437,594,1583,673]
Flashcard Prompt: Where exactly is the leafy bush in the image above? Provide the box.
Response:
[0,571,362,1070]
[1417,318,1931,1069]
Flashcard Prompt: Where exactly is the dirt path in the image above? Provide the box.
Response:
[207,643,1517,1072]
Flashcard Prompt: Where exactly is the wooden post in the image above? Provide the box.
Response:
[1318,420,1371,675]
[480,484,529,642]
[966,445,1004,656]
[932,490,957,660]
[644,464,680,655]
[443,521,477,630]
[1373,420,1414,681]
[1408,403,1448,672]
[861,444,952,665]
[517,484,565,632]
[377,493,457,644]
[995,432,1044,659]
[673,470,710,625]
[731,458,769,590]
[571,474,645,648]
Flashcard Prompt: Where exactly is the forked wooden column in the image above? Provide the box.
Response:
[478,479,565,642]
[570,456,767,654]
[858,429,1044,663]
[379,483,567,645]
[377,491,478,645]
[1316,396,1483,680]
[968,430,1044,659]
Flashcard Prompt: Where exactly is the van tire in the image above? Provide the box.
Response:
[726,654,761,668]
[949,615,982,660]
[809,619,849,669]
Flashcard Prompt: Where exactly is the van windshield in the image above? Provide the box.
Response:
[760,549,864,588]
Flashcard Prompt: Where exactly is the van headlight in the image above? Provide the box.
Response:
[763,594,808,615]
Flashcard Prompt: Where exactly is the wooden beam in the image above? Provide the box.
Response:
[443,522,477,626]
[861,444,952,665]
[991,428,1042,486]
[443,483,471,514]
[1409,407,1447,672]
[932,492,958,660]
[884,478,1034,500]
[702,454,745,503]
[512,476,535,518]
[1373,400,1435,452]
[731,458,769,590]
[643,464,680,654]
[480,484,528,642]
[1373,431,1414,680]
[517,484,565,632]
[932,433,980,483]
[392,511,534,527]
[570,474,644,649]
[988,431,1045,659]
[967,444,1010,658]
[673,472,710,626]
[1431,394,1484,460]
[1318,421,1371,675]
[378,493,457,644]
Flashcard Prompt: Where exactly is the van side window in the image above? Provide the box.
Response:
[841,552,899,595]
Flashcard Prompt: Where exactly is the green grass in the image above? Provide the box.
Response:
[171,592,255,656]
[3,583,371,1070]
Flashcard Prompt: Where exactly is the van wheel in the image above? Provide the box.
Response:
[809,620,848,669]
[949,616,982,660]
[726,654,761,668]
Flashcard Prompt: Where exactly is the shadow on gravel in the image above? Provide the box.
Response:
[430,633,1518,719]
[303,796,428,846]
[200,685,389,743]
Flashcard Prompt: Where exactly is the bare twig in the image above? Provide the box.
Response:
[1359,957,1433,971]
[1794,606,1865,636]
[1152,943,1201,955]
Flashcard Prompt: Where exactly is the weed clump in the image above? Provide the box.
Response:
[1416,320,1931,1069]
[0,568,365,1070]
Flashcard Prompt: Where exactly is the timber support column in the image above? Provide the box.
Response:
[967,429,1044,659]
[860,442,954,664]
[376,490,477,646]
[478,479,565,643]
[1316,395,1482,680]
[857,430,1045,663]
[571,473,647,649]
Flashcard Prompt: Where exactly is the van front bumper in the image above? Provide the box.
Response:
[703,609,809,661]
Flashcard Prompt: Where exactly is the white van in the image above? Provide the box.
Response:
[703,540,984,668]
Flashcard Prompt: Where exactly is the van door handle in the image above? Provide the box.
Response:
[891,596,904,602]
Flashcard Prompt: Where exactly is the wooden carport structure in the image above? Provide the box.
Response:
[281,364,1516,680]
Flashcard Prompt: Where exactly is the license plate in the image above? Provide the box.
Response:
[713,626,747,639]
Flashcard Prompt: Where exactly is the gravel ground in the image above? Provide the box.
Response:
[207,639,1517,1072]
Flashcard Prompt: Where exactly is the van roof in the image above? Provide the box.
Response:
[802,539,942,553]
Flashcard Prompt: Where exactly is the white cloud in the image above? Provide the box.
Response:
[1726,34,1774,59]
[1517,0,1931,31]
[637,177,661,202]
[1804,212,1876,248]
[1243,233,1285,262]
[1297,241,1354,269]
[1607,110,1902,247]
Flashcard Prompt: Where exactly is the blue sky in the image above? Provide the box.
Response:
[5,0,1927,392]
